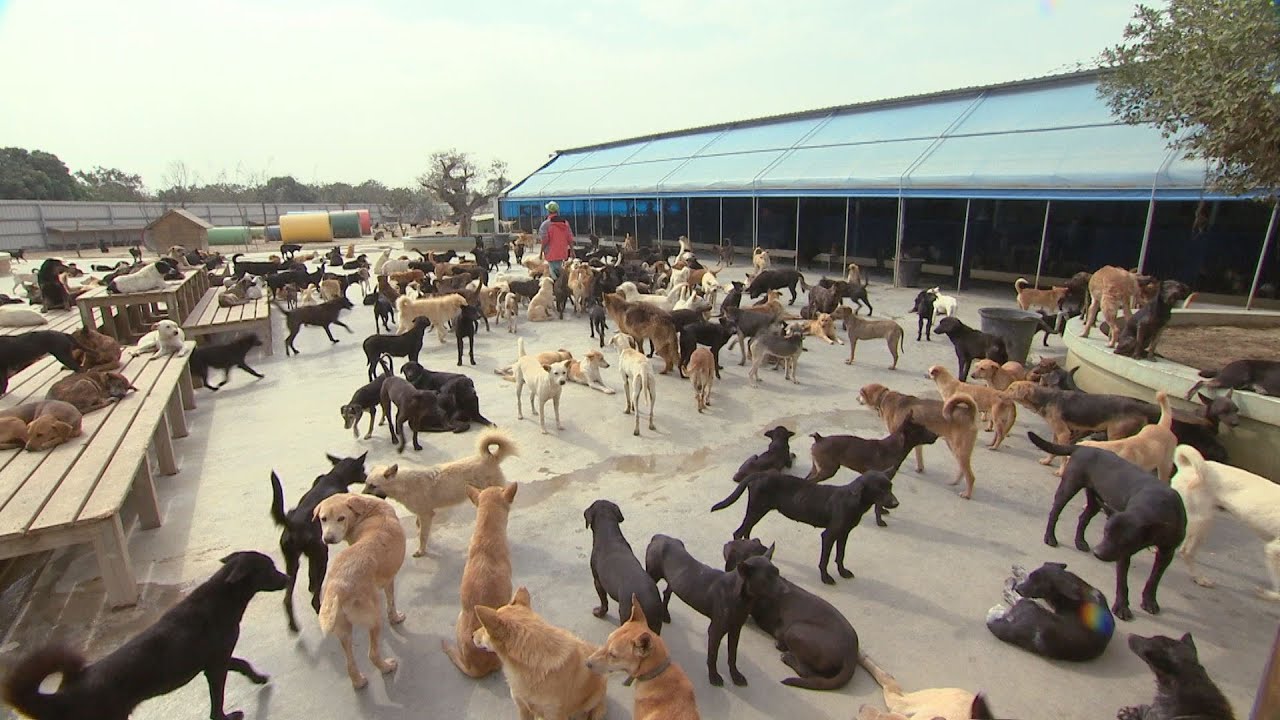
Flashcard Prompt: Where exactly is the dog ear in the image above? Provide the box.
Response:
[1179,632,1197,654]
[584,506,593,530]
[764,542,776,560]
[611,504,625,524]
[510,587,531,608]
[628,596,648,627]
[326,453,341,465]
[220,554,252,585]
[502,482,518,503]
[632,631,653,657]
[473,606,506,637]
[466,486,482,506]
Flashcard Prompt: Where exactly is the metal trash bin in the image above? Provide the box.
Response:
[978,307,1041,365]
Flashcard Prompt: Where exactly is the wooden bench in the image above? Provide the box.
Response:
[0,342,196,607]
[76,269,207,343]
[0,308,83,337]
[182,288,274,356]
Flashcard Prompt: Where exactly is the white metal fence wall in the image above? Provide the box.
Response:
[0,200,392,251]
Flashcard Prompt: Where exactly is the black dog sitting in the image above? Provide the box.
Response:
[0,330,84,396]
[909,288,936,341]
[455,304,483,366]
[1119,633,1236,720]
[584,500,665,634]
[1114,279,1190,360]
[732,426,796,482]
[986,562,1114,662]
[36,258,72,311]
[933,316,1008,381]
[712,470,898,585]
[3,552,288,720]
[1029,432,1187,621]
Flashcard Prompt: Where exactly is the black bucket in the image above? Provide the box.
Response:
[978,307,1041,365]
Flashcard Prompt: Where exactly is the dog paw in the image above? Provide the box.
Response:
[709,672,724,687]
[821,574,836,586]
[1044,536,1059,548]
[1192,576,1216,588]
[412,549,426,558]
[592,606,609,618]
[224,712,245,720]
[838,567,854,579]
[875,519,887,527]
[352,674,369,690]
[1113,605,1134,622]
[1140,597,1160,615]
[1074,540,1091,553]
[378,658,398,674]
[249,672,269,685]
[731,671,748,686]
[1116,705,1147,720]
[1255,587,1280,601]
[389,611,406,625]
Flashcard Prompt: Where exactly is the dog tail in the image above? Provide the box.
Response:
[971,693,997,719]
[1015,277,1030,292]
[856,651,905,698]
[1197,367,1219,379]
[3,644,84,719]
[517,336,527,359]
[710,475,753,512]
[1155,391,1174,430]
[1173,444,1207,485]
[270,300,293,317]
[318,593,341,635]
[942,393,977,425]
[476,429,518,463]
[782,649,857,690]
[797,272,809,291]
[269,471,288,528]
[1027,431,1078,457]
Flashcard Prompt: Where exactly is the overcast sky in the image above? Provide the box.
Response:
[0,0,1139,191]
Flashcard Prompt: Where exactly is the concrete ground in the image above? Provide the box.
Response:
[0,248,1275,720]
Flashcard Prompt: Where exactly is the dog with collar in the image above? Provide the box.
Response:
[586,597,699,719]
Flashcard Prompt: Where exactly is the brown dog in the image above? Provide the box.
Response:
[443,483,518,678]
[389,269,426,289]
[586,597,700,720]
[1014,278,1069,313]
[69,325,123,372]
[1067,391,1178,480]
[926,365,1017,450]
[858,383,979,499]
[687,347,715,412]
[314,493,407,690]
[1079,265,1142,346]
[839,309,904,369]
[801,312,842,345]
[603,292,679,374]
[969,358,1027,391]
[46,371,136,414]
[0,400,83,451]
[0,416,28,449]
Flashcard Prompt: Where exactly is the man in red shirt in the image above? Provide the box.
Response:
[538,201,574,280]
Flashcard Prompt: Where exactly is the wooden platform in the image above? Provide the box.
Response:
[75,269,208,343]
[182,288,274,356]
[0,308,82,337]
[0,343,196,607]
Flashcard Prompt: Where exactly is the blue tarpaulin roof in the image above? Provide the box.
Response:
[503,71,1218,202]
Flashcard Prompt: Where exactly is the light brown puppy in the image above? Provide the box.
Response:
[443,482,519,678]
[840,310,904,369]
[0,400,83,451]
[802,312,842,345]
[687,347,715,412]
[522,255,550,278]
[319,278,344,302]
[0,417,28,449]
[1068,391,1178,480]
[474,588,608,720]
[926,364,1017,450]
[740,290,786,321]
[315,493,407,690]
[527,276,556,321]
[69,325,123,372]
[363,429,517,556]
[396,293,468,340]
[1014,278,1069,313]
[1079,265,1141,346]
[586,597,700,720]
[856,652,992,720]
[752,246,771,276]
[568,349,616,394]
[859,383,979,499]
[969,358,1028,391]
[46,370,136,414]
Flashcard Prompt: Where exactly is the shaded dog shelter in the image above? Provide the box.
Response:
[145,208,212,252]
[501,70,1279,308]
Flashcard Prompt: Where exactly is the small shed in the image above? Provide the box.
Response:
[146,208,212,252]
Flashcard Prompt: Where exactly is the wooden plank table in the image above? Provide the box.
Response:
[0,342,196,606]
[182,287,274,355]
[75,270,207,343]
[0,308,82,337]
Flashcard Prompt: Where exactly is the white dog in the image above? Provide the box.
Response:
[609,333,656,437]
[928,286,959,319]
[1172,444,1280,600]
[526,277,556,322]
[299,284,321,306]
[129,319,188,359]
[512,337,570,434]
[110,261,170,294]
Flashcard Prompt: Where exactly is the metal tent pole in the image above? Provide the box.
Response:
[752,196,759,248]
[957,198,971,292]
[793,198,801,269]
[686,197,691,241]
[1247,201,1280,310]
[893,195,904,287]
[1137,195,1157,273]
[719,197,724,248]
[657,198,663,244]
[1034,201,1052,288]
[842,197,850,271]
[633,199,638,240]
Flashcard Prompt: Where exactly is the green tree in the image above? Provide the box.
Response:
[418,150,507,236]
[1098,0,1280,197]
[75,166,148,201]
[258,175,318,204]
[383,186,431,224]
[0,148,83,200]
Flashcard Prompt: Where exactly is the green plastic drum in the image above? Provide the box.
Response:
[329,211,362,239]
[207,226,251,246]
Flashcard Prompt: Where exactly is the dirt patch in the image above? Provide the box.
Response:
[1160,324,1280,370]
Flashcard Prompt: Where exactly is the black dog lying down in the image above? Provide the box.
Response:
[1029,432,1187,621]
[1119,633,1236,720]
[401,361,494,428]
[712,469,898,585]
[1187,358,1280,397]
[985,562,1114,662]
[584,500,665,633]
[3,551,287,720]
[731,425,796,482]
[724,539,859,690]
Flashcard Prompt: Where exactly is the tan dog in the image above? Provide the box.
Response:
[568,263,596,314]
[479,285,503,319]
[859,383,979,499]
[319,278,344,302]
[586,597,700,720]
[0,416,29,449]
[0,400,83,451]
[739,290,787,321]
[522,255,550,278]
[396,293,467,340]
[568,349,616,394]
[602,292,680,374]
[1068,391,1177,480]
[527,276,556,321]
[846,263,864,286]
[840,310,904,369]
[494,347,574,377]
[513,337,571,433]
[389,269,425,289]
[926,365,1017,450]
[314,493,407,690]
[687,347,715,412]
[1080,265,1141,346]
[1014,278,1069,313]
[474,588,608,720]
[969,358,1027,391]
[499,290,520,333]
[345,243,355,258]
[69,325,123,371]
[443,482,519,678]
[856,651,992,720]
[752,246,771,276]
[363,429,517,556]
[802,312,842,345]
[46,371,135,414]
[609,333,657,436]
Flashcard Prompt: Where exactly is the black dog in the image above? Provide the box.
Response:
[275,296,354,355]
[723,539,859,690]
[719,280,745,316]
[363,316,429,381]
[645,534,757,686]
[1187,358,1280,398]
[190,335,264,391]
[732,426,796,483]
[280,243,303,260]
[2,551,287,720]
[721,311,778,366]
[817,277,872,315]
[1119,633,1236,720]
[455,303,483,366]
[401,361,494,427]
[0,330,84,396]
[1028,432,1187,621]
[589,303,609,347]
[933,316,1008,381]
[340,373,390,440]
[746,269,809,305]
[583,499,664,634]
[36,258,71,312]
[269,454,368,632]
[805,421,937,526]
[364,292,396,334]
[909,288,936,341]
[679,320,735,379]
[506,277,541,302]
[380,375,461,452]
[712,470,898,585]
[985,562,1114,662]
[1115,279,1190,360]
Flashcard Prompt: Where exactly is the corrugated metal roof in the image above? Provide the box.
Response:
[146,208,214,230]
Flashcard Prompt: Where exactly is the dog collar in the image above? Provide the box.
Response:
[622,657,671,686]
